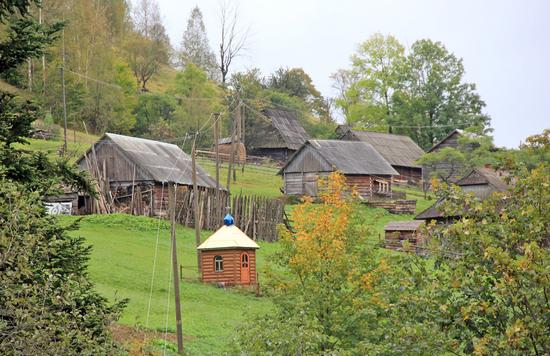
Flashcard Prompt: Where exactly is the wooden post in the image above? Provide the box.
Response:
[191,135,201,273]
[130,164,136,215]
[168,183,184,354]
[60,65,68,155]
[226,104,238,193]
[214,113,221,225]
[60,25,68,156]
[214,113,220,192]
[241,105,246,173]
[233,102,242,182]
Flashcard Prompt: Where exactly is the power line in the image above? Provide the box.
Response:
[64,69,124,90]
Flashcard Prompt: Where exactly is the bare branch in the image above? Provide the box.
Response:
[218,1,249,85]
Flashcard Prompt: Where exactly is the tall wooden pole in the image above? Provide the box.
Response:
[168,183,184,353]
[234,103,242,182]
[60,26,68,155]
[191,135,201,273]
[214,113,220,191]
[226,104,237,193]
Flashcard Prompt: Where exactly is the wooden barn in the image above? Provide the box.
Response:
[279,140,399,199]
[339,128,424,183]
[384,220,425,252]
[422,129,481,187]
[416,167,510,223]
[246,108,310,162]
[213,137,247,163]
[76,133,220,216]
[197,214,259,286]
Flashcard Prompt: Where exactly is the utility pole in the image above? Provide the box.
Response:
[191,134,201,273]
[240,104,246,173]
[233,103,242,182]
[168,183,184,354]
[226,104,238,193]
[214,113,221,224]
[61,27,68,155]
[39,7,46,95]
[214,113,220,191]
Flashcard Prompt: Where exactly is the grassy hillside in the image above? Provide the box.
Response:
[60,214,277,354]
[58,183,432,352]
[197,158,283,198]
[148,65,179,93]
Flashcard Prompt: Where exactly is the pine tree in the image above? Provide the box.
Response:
[179,6,218,81]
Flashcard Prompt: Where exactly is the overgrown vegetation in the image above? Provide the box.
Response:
[0,1,124,352]
[235,166,550,354]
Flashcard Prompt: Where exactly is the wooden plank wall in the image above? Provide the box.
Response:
[174,188,284,242]
[200,250,257,285]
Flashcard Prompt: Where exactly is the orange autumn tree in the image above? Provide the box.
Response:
[235,171,388,354]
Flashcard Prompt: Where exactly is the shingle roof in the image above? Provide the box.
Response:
[416,167,510,220]
[197,224,260,251]
[281,140,398,175]
[455,167,509,192]
[384,220,425,231]
[82,133,220,188]
[415,199,447,220]
[263,108,309,150]
[347,130,425,168]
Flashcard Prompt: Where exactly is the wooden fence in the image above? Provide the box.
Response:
[365,199,417,214]
[175,188,284,242]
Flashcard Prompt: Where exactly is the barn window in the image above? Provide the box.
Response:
[214,256,223,272]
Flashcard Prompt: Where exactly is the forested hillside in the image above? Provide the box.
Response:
[4,0,337,151]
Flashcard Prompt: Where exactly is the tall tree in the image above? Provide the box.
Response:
[334,35,491,149]
[218,1,248,85]
[393,39,490,149]
[268,67,333,123]
[179,6,218,81]
[336,33,405,132]
[126,0,170,91]
[0,1,125,353]
[235,172,385,353]
[171,63,222,148]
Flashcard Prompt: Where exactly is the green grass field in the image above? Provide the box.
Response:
[59,214,277,354]
[197,158,283,198]
[57,180,432,353]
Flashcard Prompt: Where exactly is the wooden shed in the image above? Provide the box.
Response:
[339,128,424,183]
[247,108,310,162]
[384,220,425,252]
[416,167,510,224]
[76,133,221,216]
[279,140,399,199]
[214,137,247,163]
[197,214,260,286]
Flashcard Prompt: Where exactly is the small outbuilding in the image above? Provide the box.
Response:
[416,167,510,224]
[76,133,221,216]
[197,214,260,286]
[384,220,425,252]
[214,137,247,164]
[246,108,310,162]
[279,139,399,198]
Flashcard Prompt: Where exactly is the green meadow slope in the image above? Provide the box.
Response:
[60,214,277,354]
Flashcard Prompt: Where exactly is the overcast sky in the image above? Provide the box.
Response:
[155,0,549,148]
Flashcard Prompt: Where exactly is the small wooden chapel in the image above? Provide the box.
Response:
[197,214,260,286]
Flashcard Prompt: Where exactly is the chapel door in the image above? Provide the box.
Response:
[240,252,250,284]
